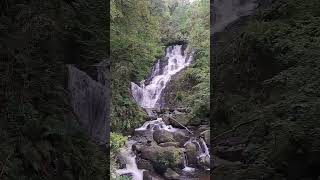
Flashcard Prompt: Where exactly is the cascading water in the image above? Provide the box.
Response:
[116,45,209,180]
[116,140,144,180]
[131,45,192,108]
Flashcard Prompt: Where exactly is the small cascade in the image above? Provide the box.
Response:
[183,152,196,172]
[184,137,210,167]
[116,140,144,180]
[135,118,178,132]
[131,45,193,108]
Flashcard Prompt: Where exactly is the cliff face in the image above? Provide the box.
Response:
[211,0,320,179]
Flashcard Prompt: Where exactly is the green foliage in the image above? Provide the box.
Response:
[111,0,164,132]
[163,0,210,121]
[110,133,127,153]
[0,0,108,179]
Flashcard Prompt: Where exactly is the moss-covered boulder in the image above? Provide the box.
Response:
[153,129,175,144]
[139,144,184,174]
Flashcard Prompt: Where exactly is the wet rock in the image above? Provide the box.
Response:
[176,107,190,113]
[137,158,154,171]
[132,143,143,153]
[161,115,171,124]
[185,143,198,165]
[143,171,164,180]
[199,155,210,168]
[201,130,210,145]
[159,142,180,147]
[173,131,190,146]
[164,168,180,180]
[153,129,174,144]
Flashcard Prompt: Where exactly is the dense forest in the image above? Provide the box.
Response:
[0,0,108,179]
[110,0,209,179]
[212,0,320,179]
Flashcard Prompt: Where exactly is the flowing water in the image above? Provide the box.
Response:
[116,45,210,179]
[131,45,192,108]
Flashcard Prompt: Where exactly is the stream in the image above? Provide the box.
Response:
[116,45,210,180]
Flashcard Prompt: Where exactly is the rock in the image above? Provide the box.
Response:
[137,158,154,171]
[160,114,171,125]
[143,171,164,180]
[159,142,180,147]
[169,114,191,127]
[198,125,210,133]
[176,107,190,113]
[201,130,210,145]
[199,155,210,168]
[132,143,143,153]
[214,144,245,161]
[185,143,198,165]
[173,130,190,146]
[153,129,174,144]
[140,144,184,169]
[164,168,180,180]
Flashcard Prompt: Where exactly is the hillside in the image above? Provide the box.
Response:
[211,0,320,179]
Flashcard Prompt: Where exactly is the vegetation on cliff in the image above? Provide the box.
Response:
[163,0,210,124]
[0,0,108,179]
[212,0,320,179]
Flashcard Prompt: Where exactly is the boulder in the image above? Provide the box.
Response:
[164,168,180,180]
[159,142,180,147]
[185,143,198,165]
[199,155,210,168]
[140,144,184,169]
[143,171,164,180]
[201,130,210,145]
[173,131,190,146]
[137,158,154,171]
[169,114,191,127]
[161,115,171,125]
[132,143,143,153]
[153,129,175,144]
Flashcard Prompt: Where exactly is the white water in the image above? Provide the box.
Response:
[184,137,210,169]
[116,140,144,180]
[116,45,210,180]
[135,118,178,132]
[131,45,192,108]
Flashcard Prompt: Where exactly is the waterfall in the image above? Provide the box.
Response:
[184,137,210,167]
[131,45,192,108]
[67,64,108,145]
[116,44,210,179]
[183,152,196,172]
[116,140,144,180]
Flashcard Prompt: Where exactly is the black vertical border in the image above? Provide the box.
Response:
[210,0,215,178]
